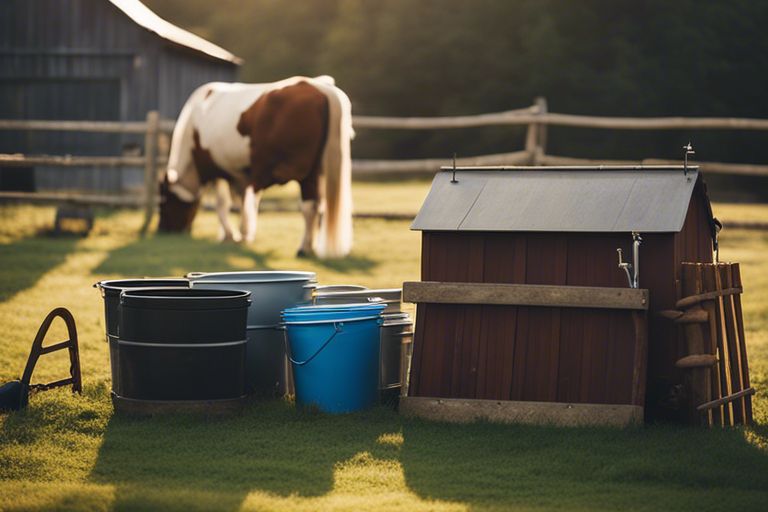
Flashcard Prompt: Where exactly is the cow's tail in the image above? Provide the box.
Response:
[315,82,353,258]
[165,83,211,201]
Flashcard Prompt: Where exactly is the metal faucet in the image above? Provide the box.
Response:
[617,232,642,288]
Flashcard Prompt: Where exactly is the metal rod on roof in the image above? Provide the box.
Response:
[683,142,695,175]
[451,153,458,183]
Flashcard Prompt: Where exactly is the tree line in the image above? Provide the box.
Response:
[145,0,768,165]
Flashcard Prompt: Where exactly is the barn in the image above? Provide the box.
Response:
[0,0,241,193]
[401,165,718,425]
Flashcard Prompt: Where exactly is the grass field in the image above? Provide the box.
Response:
[1,180,767,511]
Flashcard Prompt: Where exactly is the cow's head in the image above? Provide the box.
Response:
[158,172,199,232]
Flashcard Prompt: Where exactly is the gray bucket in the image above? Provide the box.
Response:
[188,271,316,396]
[380,312,413,395]
[314,288,402,314]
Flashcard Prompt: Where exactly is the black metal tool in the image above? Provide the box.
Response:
[0,307,82,411]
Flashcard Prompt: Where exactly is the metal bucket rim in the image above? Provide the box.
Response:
[187,271,316,284]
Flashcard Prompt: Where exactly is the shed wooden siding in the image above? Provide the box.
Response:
[410,178,713,414]
[645,179,714,411]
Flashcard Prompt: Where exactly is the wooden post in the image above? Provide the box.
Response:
[524,97,547,165]
[701,265,725,426]
[720,264,746,424]
[140,110,159,235]
[680,263,711,425]
[535,96,548,162]
[731,264,753,424]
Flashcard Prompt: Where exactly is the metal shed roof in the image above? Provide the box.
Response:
[411,166,703,233]
[110,0,243,64]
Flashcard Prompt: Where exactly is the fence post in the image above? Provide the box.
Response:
[524,97,548,165]
[140,110,159,234]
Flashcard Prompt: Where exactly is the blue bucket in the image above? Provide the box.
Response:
[283,303,385,413]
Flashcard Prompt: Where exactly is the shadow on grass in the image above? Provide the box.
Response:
[399,420,768,510]
[0,230,81,304]
[87,401,398,511]
[93,233,273,278]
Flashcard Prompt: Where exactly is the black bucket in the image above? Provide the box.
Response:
[114,288,250,408]
[94,278,189,395]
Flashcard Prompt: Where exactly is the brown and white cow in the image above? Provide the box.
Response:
[158,76,353,258]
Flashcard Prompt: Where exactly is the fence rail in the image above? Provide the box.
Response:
[2,100,768,231]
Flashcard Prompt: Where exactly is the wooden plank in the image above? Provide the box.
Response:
[0,119,150,133]
[699,266,723,426]
[352,151,530,174]
[579,310,610,403]
[403,281,649,310]
[719,264,746,424]
[731,264,754,424]
[408,303,428,397]
[676,287,743,309]
[510,307,530,401]
[141,110,159,234]
[556,308,584,403]
[400,396,643,427]
[696,388,756,411]
[0,153,156,167]
[540,155,768,178]
[680,264,711,425]
[605,309,637,405]
[631,311,648,407]
[708,265,731,425]
[0,191,144,207]
[352,106,538,129]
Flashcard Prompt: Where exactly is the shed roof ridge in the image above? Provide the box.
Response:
[108,0,242,64]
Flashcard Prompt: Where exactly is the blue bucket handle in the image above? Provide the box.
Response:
[284,322,345,367]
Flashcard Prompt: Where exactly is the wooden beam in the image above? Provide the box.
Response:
[400,396,643,427]
[676,354,718,369]
[0,118,175,134]
[352,106,538,129]
[675,287,743,309]
[696,387,756,411]
[403,281,649,310]
[352,150,530,174]
[0,191,144,207]
[0,154,168,168]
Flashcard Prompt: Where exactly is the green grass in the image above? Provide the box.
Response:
[1,182,767,511]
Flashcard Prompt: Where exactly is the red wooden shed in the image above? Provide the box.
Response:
[401,165,717,426]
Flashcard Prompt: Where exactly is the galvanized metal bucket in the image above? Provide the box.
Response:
[188,271,316,397]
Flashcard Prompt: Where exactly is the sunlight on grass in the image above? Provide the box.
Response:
[238,451,466,512]
[0,197,767,512]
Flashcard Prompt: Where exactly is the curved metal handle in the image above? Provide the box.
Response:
[286,322,344,366]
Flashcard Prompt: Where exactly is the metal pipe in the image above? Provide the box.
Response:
[632,231,642,288]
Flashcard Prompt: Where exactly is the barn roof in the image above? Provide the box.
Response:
[412,166,710,233]
[109,0,242,64]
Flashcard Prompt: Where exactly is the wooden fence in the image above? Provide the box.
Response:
[2,98,768,230]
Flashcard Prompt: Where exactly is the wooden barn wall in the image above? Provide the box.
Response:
[157,48,237,120]
[412,231,650,405]
[410,303,643,405]
[644,180,715,416]
[0,0,236,192]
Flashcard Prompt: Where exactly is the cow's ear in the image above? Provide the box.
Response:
[236,108,252,136]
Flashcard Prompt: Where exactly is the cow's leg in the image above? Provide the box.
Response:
[298,199,320,257]
[297,173,323,258]
[215,179,241,242]
[241,185,261,243]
